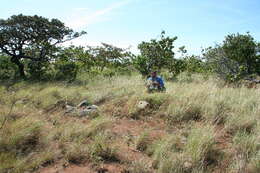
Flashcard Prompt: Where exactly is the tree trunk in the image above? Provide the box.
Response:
[11,56,26,78]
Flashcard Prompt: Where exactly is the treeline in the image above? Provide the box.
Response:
[0,14,260,82]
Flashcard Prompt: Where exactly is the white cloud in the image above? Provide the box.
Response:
[65,0,132,30]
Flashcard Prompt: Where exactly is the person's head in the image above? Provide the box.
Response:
[151,71,157,78]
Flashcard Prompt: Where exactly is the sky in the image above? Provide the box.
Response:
[1,0,260,55]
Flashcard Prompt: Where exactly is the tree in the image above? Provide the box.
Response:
[134,31,177,76]
[222,32,260,74]
[86,43,132,71]
[203,33,260,82]
[0,53,17,80]
[0,14,86,78]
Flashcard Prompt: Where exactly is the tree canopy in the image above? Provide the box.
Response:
[0,14,86,78]
[203,33,260,81]
[134,31,178,76]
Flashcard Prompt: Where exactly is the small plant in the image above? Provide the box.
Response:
[88,132,119,162]
[135,131,151,152]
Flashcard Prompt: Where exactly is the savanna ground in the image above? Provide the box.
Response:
[0,73,259,173]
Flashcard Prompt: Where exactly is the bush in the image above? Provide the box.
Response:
[54,61,78,81]
[0,55,17,80]
[203,32,260,82]
[27,61,51,80]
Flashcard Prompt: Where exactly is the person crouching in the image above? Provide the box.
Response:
[146,71,166,93]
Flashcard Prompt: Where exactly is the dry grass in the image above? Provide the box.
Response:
[0,73,259,172]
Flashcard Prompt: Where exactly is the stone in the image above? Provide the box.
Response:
[78,105,99,116]
[77,100,89,108]
[137,101,149,109]
[65,105,76,113]
[64,99,99,117]
[184,161,193,168]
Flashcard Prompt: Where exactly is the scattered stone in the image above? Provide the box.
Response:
[78,105,99,116]
[77,100,89,108]
[64,100,99,117]
[65,105,76,114]
[137,101,149,109]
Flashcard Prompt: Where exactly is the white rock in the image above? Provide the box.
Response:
[137,101,149,109]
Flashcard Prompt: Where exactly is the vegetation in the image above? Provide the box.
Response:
[0,14,259,172]
[0,74,259,172]
[203,32,260,82]
[0,14,86,79]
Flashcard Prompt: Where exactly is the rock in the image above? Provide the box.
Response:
[137,101,149,109]
[64,99,99,117]
[78,105,99,116]
[86,105,99,110]
[65,103,99,117]
[184,161,193,168]
[77,100,89,108]
[65,105,76,113]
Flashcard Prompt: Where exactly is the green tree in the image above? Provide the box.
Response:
[0,14,86,78]
[203,33,260,82]
[183,55,205,73]
[86,43,132,71]
[0,53,17,80]
[222,32,260,74]
[134,31,177,76]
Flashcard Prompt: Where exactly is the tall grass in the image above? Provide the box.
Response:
[0,73,259,172]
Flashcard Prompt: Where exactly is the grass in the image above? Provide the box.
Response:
[135,130,152,152]
[126,158,151,173]
[184,125,217,168]
[229,131,260,173]
[0,73,259,172]
[88,132,119,162]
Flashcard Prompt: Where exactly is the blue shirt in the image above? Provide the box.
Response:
[148,76,165,88]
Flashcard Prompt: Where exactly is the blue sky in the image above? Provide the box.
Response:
[2,0,260,55]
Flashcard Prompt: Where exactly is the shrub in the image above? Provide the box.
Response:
[0,55,17,80]
[54,61,78,81]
